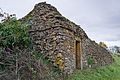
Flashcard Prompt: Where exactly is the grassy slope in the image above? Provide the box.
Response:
[69,53,120,80]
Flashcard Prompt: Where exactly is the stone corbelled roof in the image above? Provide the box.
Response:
[21,2,88,39]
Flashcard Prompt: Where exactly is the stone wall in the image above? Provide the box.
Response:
[29,26,76,74]
[82,38,114,68]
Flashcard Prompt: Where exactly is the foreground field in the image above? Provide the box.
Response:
[69,53,120,80]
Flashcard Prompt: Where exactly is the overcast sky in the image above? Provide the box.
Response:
[0,0,120,46]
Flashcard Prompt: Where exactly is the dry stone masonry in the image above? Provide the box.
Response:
[20,2,114,74]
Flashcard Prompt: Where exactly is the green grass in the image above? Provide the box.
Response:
[69,53,120,80]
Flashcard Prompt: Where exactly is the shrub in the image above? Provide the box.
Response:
[87,58,94,65]
[0,19,30,49]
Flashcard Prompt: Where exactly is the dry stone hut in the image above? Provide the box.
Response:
[21,2,114,74]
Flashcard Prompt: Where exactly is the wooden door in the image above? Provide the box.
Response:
[75,41,80,69]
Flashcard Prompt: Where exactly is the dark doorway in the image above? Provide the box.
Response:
[75,41,80,69]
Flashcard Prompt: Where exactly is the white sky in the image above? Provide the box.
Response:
[0,0,120,47]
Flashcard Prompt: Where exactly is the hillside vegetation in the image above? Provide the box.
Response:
[69,53,120,80]
[0,17,65,80]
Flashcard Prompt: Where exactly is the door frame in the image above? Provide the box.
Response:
[74,38,83,70]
